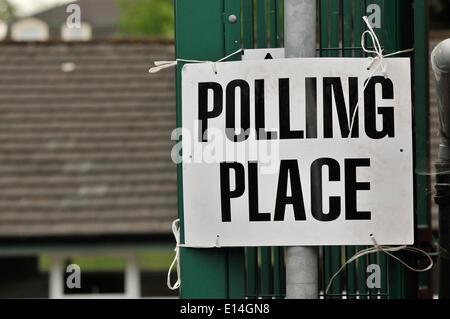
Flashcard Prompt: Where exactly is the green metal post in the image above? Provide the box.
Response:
[224,0,246,299]
[175,0,245,298]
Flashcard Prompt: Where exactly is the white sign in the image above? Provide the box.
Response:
[180,57,414,247]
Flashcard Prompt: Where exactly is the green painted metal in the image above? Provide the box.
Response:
[225,0,243,57]
[260,247,272,298]
[256,0,267,48]
[242,0,254,49]
[413,0,430,230]
[318,0,425,299]
[329,0,340,56]
[319,0,330,57]
[369,253,377,298]
[273,247,285,298]
[228,248,246,298]
[342,0,353,57]
[342,1,357,300]
[373,0,383,44]
[176,0,428,299]
[224,0,246,299]
[175,0,240,299]
[353,0,364,57]
[327,0,343,300]
[269,0,280,48]
[246,248,258,299]
[414,0,432,298]
[345,246,357,299]
[319,0,330,300]
[380,253,388,299]
[357,246,368,299]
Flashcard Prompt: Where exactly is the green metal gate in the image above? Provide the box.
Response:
[174,0,432,299]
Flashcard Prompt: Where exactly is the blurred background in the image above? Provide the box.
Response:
[0,0,177,299]
[0,0,447,298]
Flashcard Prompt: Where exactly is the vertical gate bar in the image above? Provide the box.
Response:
[256,0,267,48]
[356,1,371,291]
[246,248,259,299]
[273,247,281,298]
[374,0,383,44]
[270,2,282,293]
[330,247,342,298]
[342,0,356,299]
[278,0,284,47]
[368,253,377,298]
[322,247,331,299]
[281,247,286,296]
[362,0,371,57]
[413,0,430,230]
[228,249,246,298]
[367,0,389,298]
[342,0,352,56]
[329,0,340,55]
[175,0,229,298]
[260,247,272,298]
[388,257,405,299]
[273,247,284,298]
[380,252,388,299]
[413,0,430,299]
[242,0,255,49]
[384,0,418,299]
[345,247,357,298]
[225,0,243,56]
[319,0,329,57]
[244,3,258,294]
[224,0,246,299]
[383,0,402,299]
[357,246,368,299]
[383,0,398,55]
[353,0,363,57]
[269,0,279,47]
[319,0,330,299]
[329,0,342,298]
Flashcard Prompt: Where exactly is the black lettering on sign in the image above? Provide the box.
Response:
[198,82,223,142]
[305,77,318,139]
[220,162,245,222]
[248,162,271,221]
[323,77,359,138]
[255,79,277,140]
[274,160,306,221]
[345,158,371,220]
[364,76,395,139]
[226,80,250,142]
[279,79,304,139]
[311,158,341,222]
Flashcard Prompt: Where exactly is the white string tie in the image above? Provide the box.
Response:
[325,234,434,295]
[166,219,223,290]
[167,218,182,290]
[149,48,244,74]
[348,16,414,136]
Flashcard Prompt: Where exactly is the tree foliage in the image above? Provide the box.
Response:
[0,0,15,21]
[118,0,174,38]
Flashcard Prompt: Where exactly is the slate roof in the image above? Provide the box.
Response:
[0,40,177,239]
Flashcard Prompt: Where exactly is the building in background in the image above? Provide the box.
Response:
[0,39,177,298]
